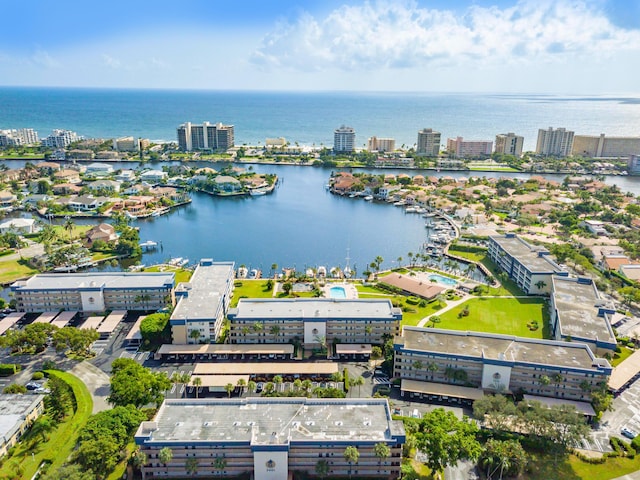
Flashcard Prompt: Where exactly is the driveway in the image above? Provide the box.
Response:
[71,361,111,413]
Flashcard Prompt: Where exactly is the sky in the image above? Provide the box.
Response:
[1,0,639,94]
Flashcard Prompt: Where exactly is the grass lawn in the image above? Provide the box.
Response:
[52,224,92,241]
[144,265,192,284]
[0,370,93,479]
[107,440,136,480]
[611,346,635,367]
[525,451,640,480]
[231,279,273,307]
[436,297,549,338]
[0,258,39,284]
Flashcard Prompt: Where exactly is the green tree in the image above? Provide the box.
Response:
[373,442,390,466]
[115,226,142,257]
[41,464,96,480]
[192,376,202,399]
[473,395,517,432]
[3,383,27,394]
[30,415,55,442]
[282,281,293,295]
[225,382,234,398]
[158,446,173,465]
[186,457,199,477]
[352,375,365,396]
[75,436,121,479]
[480,439,527,480]
[414,408,482,477]
[213,456,227,477]
[315,459,330,479]
[108,358,171,407]
[343,445,360,478]
[46,374,73,422]
[63,217,75,239]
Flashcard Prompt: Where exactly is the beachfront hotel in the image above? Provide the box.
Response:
[536,127,575,157]
[11,272,175,313]
[134,397,405,480]
[494,132,524,157]
[446,136,493,158]
[487,233,565,295]
[170,259,235,344]
[227,298,401,347]
[416,128,441,156]
[177,121,235,152]
[333,125,356,153]
[394,327,612,408]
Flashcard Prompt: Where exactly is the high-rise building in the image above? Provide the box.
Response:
[446,137,492,158]
[494,132,524,156]
[572,133,640,158]
[41,129,78,148]
[113,136,144,152]
[0,128,39,147]
[333,125,355,153]
[177,122,235,152]
[367,136,395,152]
[536,127,574,157]
[416,128,441,156]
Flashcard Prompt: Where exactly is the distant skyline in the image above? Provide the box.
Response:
[1,0,639,94]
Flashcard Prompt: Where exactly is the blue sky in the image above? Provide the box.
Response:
[1,0,639,93]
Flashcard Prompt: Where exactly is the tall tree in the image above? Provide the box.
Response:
[108,358,171,408]
[186,457,199,477]
[158,447,173,466]
[373,442,390,467]
[192,376,202,399]
[343,446,360,479]
[315,459,329,480]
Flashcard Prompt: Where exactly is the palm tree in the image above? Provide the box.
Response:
[253,322,263,333]
[247,380,257,395]
[171,371,190,398]
[185,457,199,477]
[237,378,247,396]
[301,379,312,396]
[427,362,439,379]
[30,415,55,442]
[192,376,202,399]
[213,456,227,477]
[158,447,173,467]
[273,375,283,392]
[373,442,390,469]
[270,325,281,339]
[315,459,330,480]
[351,376,364,396]
[63,217,75,240]
[189,329,202,343]
[271,263,278,278]
[225,383,234,398]
[343,446,360,479]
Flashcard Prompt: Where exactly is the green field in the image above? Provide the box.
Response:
[524,451,640,480]
[0,370,93,479]
[144,265,193,284]
[231,279,273,306]
[0,258,39,284]
[435,297,549,338]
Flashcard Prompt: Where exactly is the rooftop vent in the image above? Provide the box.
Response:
[306,421,315,426]
[335,421,343,426]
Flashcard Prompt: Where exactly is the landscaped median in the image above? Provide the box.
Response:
[0,369,93,479]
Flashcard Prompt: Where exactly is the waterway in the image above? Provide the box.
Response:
[3,159,640,275]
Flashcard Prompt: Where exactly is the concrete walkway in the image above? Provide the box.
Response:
[71,361,111,413]
[613,472,640,480]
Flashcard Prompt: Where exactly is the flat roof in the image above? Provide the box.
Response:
[11,272,174,291]
[0,313,25,335]
[229,298,400,321]
[126,315,146,341]
[51,311,77,328]
[401,379,484,400]
[335,344,372,354]
[400,327,605,372]
[490,235,560,273]
[79,316,103,330]
[190,375,250,387]
[0,394,45,443]
[522,394,596,416]
[170,261,234,322]
[158,344,294,355]
[609,349,640,391]
[97,310,127,334]
[552,277,616,344]
[193,362,338,376]
[32,311,58,324]
[135,398,402,445]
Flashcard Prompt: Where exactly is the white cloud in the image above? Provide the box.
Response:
[251,0,640,71]
[31,50,61,68]
[102,54,121,69]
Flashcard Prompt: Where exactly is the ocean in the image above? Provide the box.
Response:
[1,88,640,151]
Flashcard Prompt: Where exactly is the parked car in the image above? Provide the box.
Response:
[25,382,42,391]
[622,427,638,439]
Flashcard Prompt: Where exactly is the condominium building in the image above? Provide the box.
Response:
[367,136,395,153]
[572,134,640,158]
[394,327,612,404]
[135,397,405,480]
[536,127,575,157]
[0,128,39,147]
[177,122,235,152]
[227,298,402,347]
[11,272,175,313]
[416,128,441,156]
[170,260,235,343]
[0,394,46,457]
[488,233,565,295]
[113,136,149,152]
[334,125,356,153]
[550,276,616,353]
[494,132,524,156]
[628,155,640,174]
[41,129,79,148]
[446,137,492,158]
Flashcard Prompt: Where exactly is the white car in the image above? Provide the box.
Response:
[621,427,638,439]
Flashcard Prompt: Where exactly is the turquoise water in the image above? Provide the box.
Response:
[329,287,347,299]
[2,88,640,151]
[428,274,458,287]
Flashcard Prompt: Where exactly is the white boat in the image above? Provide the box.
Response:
[250,188,268,196]
[237,266,248,278]
[139,240,158,249]
[364,195,373,201]
[151,210,162,217]
[405,206,418,213]
[317,266,327,277]
[178,258,189,267]
[169,257,183,265]
[394,201,406,206]
[53,265,77,273]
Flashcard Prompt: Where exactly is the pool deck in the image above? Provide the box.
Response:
[413,271,458,287]
[322,282,359,299]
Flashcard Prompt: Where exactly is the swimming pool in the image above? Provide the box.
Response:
[428,274,458,287]
[329,286,347,299]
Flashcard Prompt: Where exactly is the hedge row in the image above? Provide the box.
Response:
[0,364,21,376]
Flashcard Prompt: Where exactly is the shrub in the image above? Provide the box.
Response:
[0,364,21,376]
[32,371,45,381]
[3,383,26,394]
[406,296,420,305]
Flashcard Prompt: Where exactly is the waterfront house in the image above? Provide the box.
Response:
[34,161,60,174]
[52,183,82,195]
[0,190,16,207]
[0,218,38,235]
[84,223,118,246]
[68,195,111,212]
[114,169,136,182]
[53,169,81,184]
[0,170,21,182]
[139,170,168,184]
[214,175,241,192]
[88,179,121,193]
[84,163,114,177]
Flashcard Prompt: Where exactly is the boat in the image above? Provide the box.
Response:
[151,210,162,217]
[169,257,183,266]
[125,211,137,220]
[364,195,373,201]
[139,240,158,250]
[393,201,406,206]
[237,266,248,278]
[178,258,189,267]
[317,266,327,277]
[250,188,268,196]
[405,206,418,213]
[53,265,77,273]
